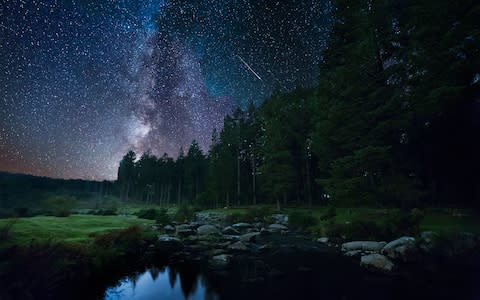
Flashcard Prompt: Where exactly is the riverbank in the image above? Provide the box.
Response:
[1,207,480,299]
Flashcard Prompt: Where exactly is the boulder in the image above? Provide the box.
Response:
[239,232,260,243]
[232,223,253,230]
[317,237,329,244]
[210,254,233,268]
[197,224,221,235]
[268,224,289,232]
[176,224,196,237]
[360,254,395,272]
[382,236,416,260]
[164,225,175,233]
[342,241,387,252]
[418,231,439,252]
[228,241,248,251]
[222,226,241,235]
[156,235,183,252]
[344,250,363,257]
[272,214,289,225]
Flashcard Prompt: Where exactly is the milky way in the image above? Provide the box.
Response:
[0,0,332,180]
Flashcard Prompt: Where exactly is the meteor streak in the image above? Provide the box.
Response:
[237,55,262,81]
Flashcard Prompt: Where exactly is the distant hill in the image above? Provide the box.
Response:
[0,172,116,210]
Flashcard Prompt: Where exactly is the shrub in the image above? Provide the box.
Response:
[136,208,159,220]
[382,209,424,238]
[93,225,146,256]
[225,212,244,224]
[44,195,76,217]
[244,206,272,222]
[325,219,383,241]
[155,208,171,225]
[320,206,337,221]
[174,204,195,222]
[13,207,30,217]
[289,211,318,229]
[0,218,17,242]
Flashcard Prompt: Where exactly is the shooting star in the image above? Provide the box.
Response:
[237,55,263,81]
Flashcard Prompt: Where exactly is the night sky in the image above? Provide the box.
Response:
[0,0,332,180]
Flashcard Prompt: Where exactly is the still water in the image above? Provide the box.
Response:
[104,267,219,300]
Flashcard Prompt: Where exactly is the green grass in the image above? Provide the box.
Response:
[0,214,154,246]
[421,211,480,234]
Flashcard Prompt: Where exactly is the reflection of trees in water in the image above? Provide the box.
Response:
[149,266,164,281]
[178,265,199,298]
[168,267,177,288]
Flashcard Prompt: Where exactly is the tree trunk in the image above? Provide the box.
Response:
[177,178,182,204]
[237,153,241,206]
[252,150,256,206]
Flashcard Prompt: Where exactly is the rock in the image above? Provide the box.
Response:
[344,250,363,257]
[448,232,478,256]
[272,214,289,225]
[342,241,387,252]
[210,254,233,268]
[197,224,221,235]
[232,223,253,230]
[418,231,439,252]
[239,232,260,243]
[382,236,416,260]
[268,224,288,232]
[222,226,241,235]
[164,225,175,233]
[228,241,248,251]
[317,237,329,244]
[156,235,183,252]
[360,254,395,272]
[176,229,196,237]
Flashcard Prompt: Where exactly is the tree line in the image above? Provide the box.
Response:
[117,0,480,209]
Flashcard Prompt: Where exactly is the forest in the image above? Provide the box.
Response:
[118,0,480,210]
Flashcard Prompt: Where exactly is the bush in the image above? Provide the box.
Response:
[244,206,272,223]
[225,212,244,224]
[93,225,144,256]
[0,218,17,242]
[155,208,171,225]
[382,209,424,238]
[325,219,383,241]
[13,207,30,217]
[320,206,337,221]
[136,208,159,220]
[289,211,318,229]
[174,204,195,222]
[44,195,76,217]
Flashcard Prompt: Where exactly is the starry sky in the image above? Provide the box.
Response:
[0,0,332,180]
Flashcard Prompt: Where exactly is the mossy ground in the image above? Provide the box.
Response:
[0,214,154,246]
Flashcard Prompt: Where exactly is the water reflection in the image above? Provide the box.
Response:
[105,266,218,300]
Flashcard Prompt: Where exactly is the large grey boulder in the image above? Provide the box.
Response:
[342,241,387,252]
[268,224,288,232]
[382,236,416,260]
[197,224,221,235]
[360,254,395,272]
[239,232,260,243]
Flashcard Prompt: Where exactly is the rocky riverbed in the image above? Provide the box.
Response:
[146,211,480,282]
